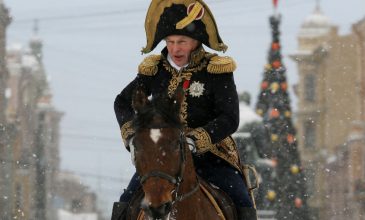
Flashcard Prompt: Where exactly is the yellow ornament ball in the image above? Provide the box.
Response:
[256,109,264,116]
[264,64,272,70]
[291,165,300,174]
[267,190,276,201]
[271,134,279,142]
[270,82,280,92]
[284,111,291,118]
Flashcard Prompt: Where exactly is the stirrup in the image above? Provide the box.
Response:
[111,202,128,220]
[237,207,258,220]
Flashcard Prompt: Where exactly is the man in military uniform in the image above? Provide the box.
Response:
[112,0,257,219]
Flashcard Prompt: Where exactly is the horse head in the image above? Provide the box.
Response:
[131,86,186,220]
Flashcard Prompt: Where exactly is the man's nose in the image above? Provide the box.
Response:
[171,44,180,53]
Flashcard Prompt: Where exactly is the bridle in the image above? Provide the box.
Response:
[135,129,200,204]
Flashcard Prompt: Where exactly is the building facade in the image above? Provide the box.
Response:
[324,121,365,219]
[55,172,103,217]
[0,1,12,218]
[291,5,365,220]
[5,26,63,219]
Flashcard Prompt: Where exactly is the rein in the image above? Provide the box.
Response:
[173,178,200,203]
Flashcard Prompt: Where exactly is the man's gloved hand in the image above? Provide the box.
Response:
[186,136,197,154]
[127,136,136,165]
[127,136,135,149]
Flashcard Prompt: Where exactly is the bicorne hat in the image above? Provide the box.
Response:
[142,0,228,54]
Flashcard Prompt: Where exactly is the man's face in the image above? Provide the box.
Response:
[165,35,199,67]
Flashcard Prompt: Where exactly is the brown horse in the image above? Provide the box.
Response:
[127,88,234,220]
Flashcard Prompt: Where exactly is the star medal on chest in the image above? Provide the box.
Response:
[188,81,205,97]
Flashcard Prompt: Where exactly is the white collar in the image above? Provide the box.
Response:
[167,54,188,72]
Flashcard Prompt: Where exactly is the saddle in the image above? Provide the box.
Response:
[125,178,237,220]
[199,177,237,220]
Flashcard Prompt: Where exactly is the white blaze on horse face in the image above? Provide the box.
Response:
[150,129,162,144]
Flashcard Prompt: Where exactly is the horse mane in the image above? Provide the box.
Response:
[132,92,183,129]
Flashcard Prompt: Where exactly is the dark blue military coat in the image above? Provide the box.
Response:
[114,46,241,170]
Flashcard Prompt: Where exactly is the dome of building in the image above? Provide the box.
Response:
[299,5,333,38]
[303,6,331,28]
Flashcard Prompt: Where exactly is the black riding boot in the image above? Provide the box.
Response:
[237,207,258,220]
[111,202,128,220]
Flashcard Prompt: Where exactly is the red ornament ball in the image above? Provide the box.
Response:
[272,42,280,50]
[295,198,303,208]
[280,82,287,91]
[270,108,280,118]
[261,81,269,90]
[272,60,281,69]
[287,134,295,144]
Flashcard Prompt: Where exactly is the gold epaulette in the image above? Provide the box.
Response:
[207,55,236,74]
[138,54,161,76]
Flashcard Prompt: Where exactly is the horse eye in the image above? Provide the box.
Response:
[162,140,177,150]
[172,140,181,149]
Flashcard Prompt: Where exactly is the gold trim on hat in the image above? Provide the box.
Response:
[197,0,228,52]
[142,0,228,54]
[176,2,203,29]
[143,0,196,54]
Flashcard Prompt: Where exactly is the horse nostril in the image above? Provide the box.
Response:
[146,202,172,219]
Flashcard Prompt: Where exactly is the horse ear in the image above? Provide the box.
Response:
[132,87,148,113]
[172,82,185,108]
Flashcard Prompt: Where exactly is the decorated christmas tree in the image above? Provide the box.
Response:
[255,1,311,219]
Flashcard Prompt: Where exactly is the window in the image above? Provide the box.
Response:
[304,74,316,102]
[304,121,316,148]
